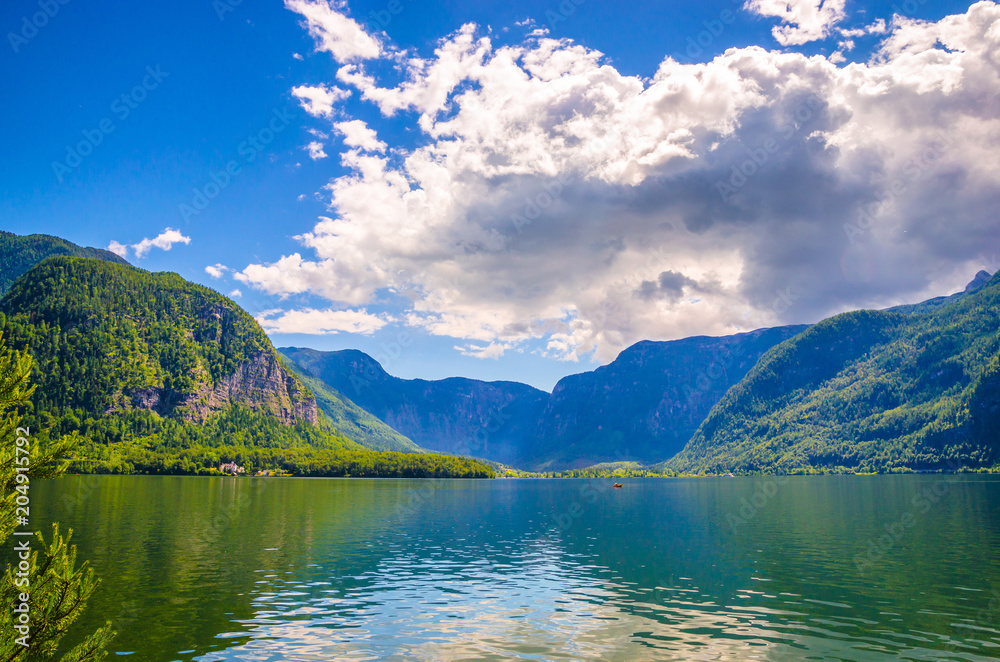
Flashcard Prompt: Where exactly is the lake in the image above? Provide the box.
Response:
[19,474,1000,660]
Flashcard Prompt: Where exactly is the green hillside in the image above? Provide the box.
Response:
[668,273,1000,474]
[280,353,425,454]
[0,231,129,295]
[0,257,493,478]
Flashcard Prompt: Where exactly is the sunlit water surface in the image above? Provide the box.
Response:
[18,474,1000,660]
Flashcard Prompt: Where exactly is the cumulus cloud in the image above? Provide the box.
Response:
[229,288,242,298]
[305,141,328,160]
[205,263,229,278]
[292,84,350,119]
[455,342,511,359]
[256,307,392,334]
[335,119,386,152]
[107,240,128,258]
[285,0,380,63]
[746,0,847,45]
[241,2,1000,361]
[840,18,887,38]
[113,228,192,259]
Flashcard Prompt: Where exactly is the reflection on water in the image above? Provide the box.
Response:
[19,475,1000,661]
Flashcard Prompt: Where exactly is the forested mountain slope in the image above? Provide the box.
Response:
[0,257,492,477]
[280,354,424,454]
[0,231,128,295]
[669,273,1000,474]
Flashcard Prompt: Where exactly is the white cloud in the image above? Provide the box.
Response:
[256,307,392,335]
[284,0,381,63]
[293,52,304,60]
[205,263,229,279]
[131,228,192,259]
[292,84,350,119]
[107,240,128,258]
[335,119,386,152]
[241,3,1000,361]
[454,342,511,359]
[229,288,242,298]
[840,18,887,38]
[746,0,848,45]
[305,141,328,160]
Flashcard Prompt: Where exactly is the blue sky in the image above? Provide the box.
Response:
[2,0,995,390]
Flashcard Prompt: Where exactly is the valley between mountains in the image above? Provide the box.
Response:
[3,231,998,476]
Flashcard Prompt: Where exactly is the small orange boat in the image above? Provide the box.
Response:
[613,483,623,488]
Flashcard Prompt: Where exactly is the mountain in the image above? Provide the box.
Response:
[282,325,806,470]
[279,353,425,454]
[0,256,493,478]
[0,231,129,295]
[279,347,548,464]
[668,272,1000,474]
[3,256,317,426]
[525,326,809,469]
[885,270,992,315]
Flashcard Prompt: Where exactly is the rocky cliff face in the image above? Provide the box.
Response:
[126,352,319,425]
[169,352,318,425]
[524,326,809,469]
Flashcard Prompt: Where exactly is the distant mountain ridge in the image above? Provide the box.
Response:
[283,273,997,471]
[281,325,805,469]
[525,326,808,469]
[885,270,992,315]
[279,353,426,454]
[280,347,548,464]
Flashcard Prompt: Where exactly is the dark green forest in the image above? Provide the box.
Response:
[0,231,128,296]
[62,406,494,478]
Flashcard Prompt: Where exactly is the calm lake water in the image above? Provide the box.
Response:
[18,474,1000,660]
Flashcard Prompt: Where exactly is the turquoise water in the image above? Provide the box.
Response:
[20,474,1000,660]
